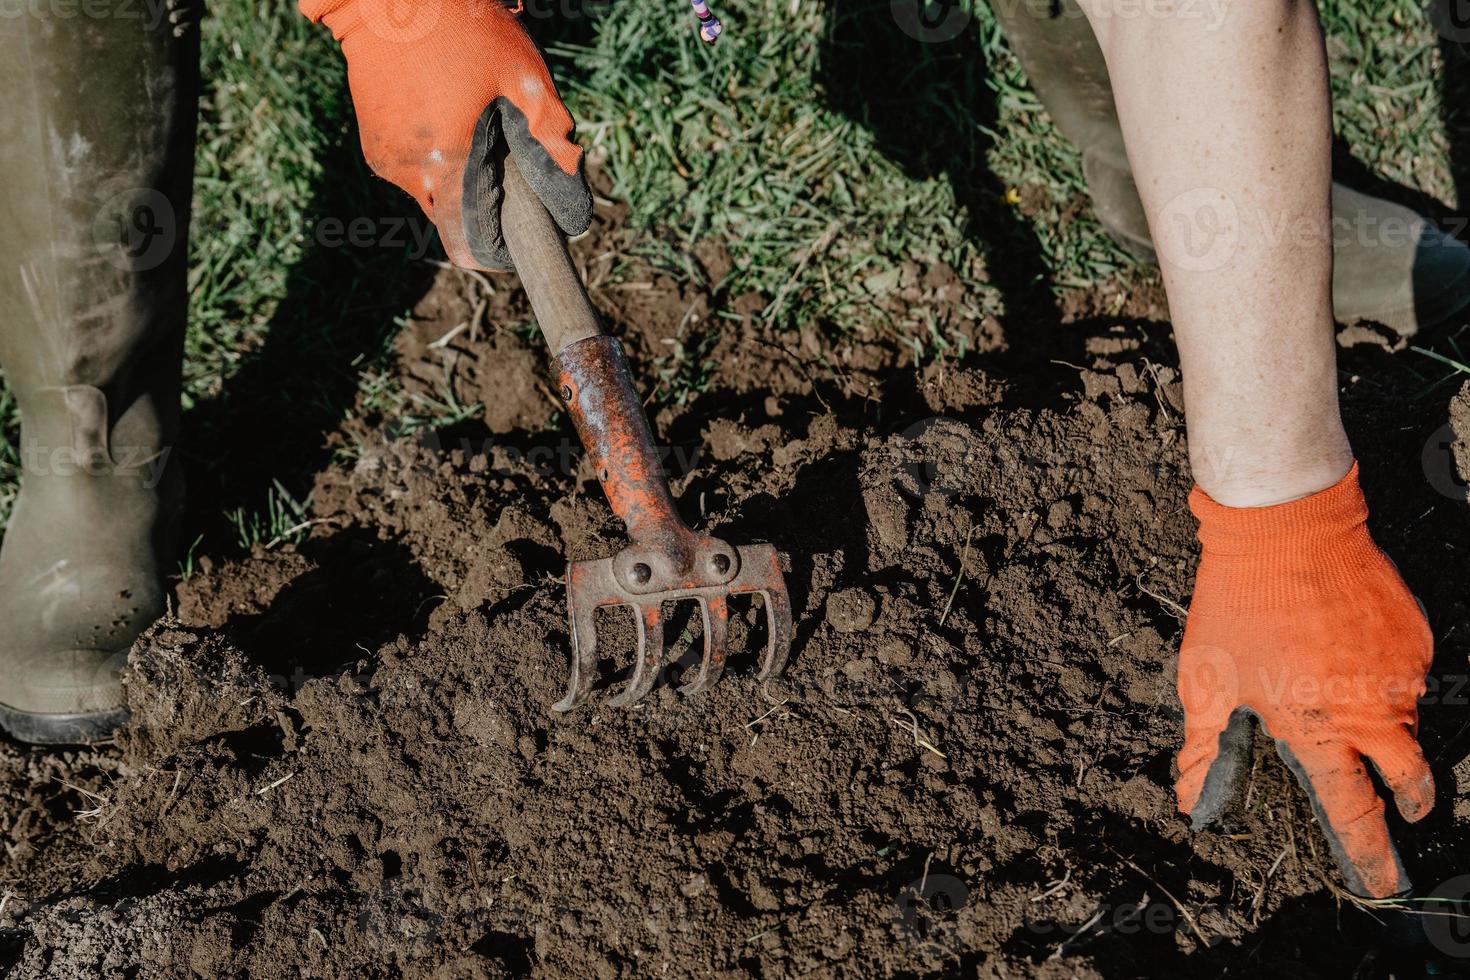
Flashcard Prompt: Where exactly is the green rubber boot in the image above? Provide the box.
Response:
[992,0,1470,336]
[0,5,200,743]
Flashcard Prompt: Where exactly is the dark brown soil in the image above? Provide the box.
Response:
[4,183,1470,978]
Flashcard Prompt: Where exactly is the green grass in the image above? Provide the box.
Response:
[551,3,1005,321]
[1318,1,1460,198]
[0,0,1461,539]
[0,384,16,528]
[185,2,349,411]
[226,479,314,552]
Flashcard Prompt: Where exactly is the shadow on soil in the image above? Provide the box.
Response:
[218,529,441,683]
[180,104,439,559]
[818,0,1059,342]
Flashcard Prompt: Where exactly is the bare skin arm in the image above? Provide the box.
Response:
[1076,0,1349,508]
[1071,0,1435,898]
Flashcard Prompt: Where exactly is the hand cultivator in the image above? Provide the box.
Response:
[499,158,792,711]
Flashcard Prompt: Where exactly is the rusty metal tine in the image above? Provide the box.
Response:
[501,163,797,710]
[756,588,794,681]
[679,595,729,696]
[551,579,600,713]
[609,601,666,707]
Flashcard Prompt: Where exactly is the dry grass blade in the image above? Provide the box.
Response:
[938,525,978,628]
[256,772,297,796]
[1135,567,1187,621]
[1031,869,1072,903]
[889,709,947,759]
[60,780,112,821]
[744,697,791,747]
[1048,905,1106,961]
[1107,848,1210,948]
[1250,845,1290,923]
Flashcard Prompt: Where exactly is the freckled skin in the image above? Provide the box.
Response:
[1079,0,1344,508]
[1075,0,1433,899]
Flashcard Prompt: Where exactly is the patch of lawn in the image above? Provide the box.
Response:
[0,0,1460,534]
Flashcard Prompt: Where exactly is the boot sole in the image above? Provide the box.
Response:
[0,701,128,745]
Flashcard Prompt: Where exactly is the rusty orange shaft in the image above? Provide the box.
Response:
[555,336,694,553]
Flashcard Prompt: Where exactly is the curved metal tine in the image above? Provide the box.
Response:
[679,594,730,696]
[755,587,794,681]
[552,577,601,713]
[609,601,666,707]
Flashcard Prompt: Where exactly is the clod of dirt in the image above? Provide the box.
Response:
[121,625,288,761]
[826,587,878,633]
[4,191,1462,978]
[1449,380,1470,498]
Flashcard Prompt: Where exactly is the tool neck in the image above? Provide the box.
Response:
[555,336,693,548]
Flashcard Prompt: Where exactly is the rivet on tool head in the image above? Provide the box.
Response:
[632,562,652,584]
[711,554,731,574]
[560,384,573,401]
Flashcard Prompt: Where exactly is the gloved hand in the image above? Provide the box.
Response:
[300,0,592,270]
[1175,462,1434,898]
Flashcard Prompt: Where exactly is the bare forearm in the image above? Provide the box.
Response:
[1079,0,1349,506]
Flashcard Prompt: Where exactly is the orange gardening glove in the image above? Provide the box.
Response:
[300,0,591,270]
[1176,463,1434,898]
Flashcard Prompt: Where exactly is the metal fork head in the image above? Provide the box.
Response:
[552,537,792,712]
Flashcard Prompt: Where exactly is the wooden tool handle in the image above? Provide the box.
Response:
[499,154,604,356]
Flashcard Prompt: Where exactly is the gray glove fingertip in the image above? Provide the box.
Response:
[1187,707,1256,829]
[461,101,514,270]
[499,97,593,239]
